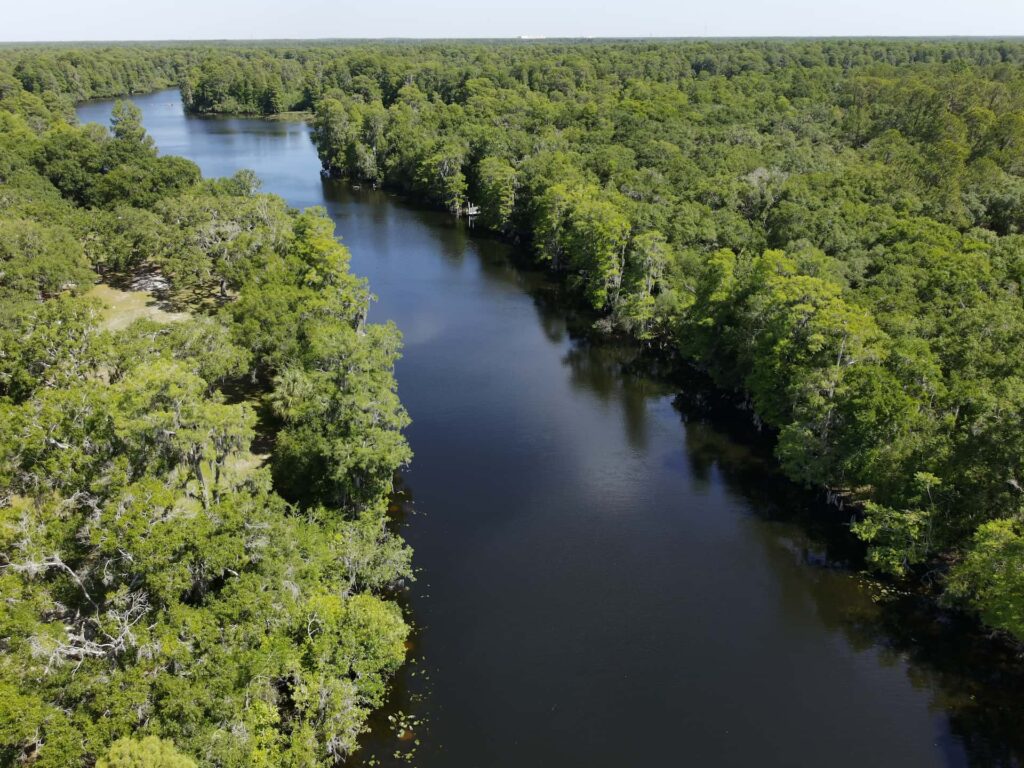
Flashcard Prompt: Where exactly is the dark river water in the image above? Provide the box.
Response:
[77,90,1023,768]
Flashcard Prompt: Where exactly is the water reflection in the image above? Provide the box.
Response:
[675,374,1023,768]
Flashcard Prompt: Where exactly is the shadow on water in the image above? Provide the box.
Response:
[670,370,1024,768]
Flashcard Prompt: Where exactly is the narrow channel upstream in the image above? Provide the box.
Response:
[77,89,1023,768]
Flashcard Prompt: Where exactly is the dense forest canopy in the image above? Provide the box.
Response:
[4,36,1024,762]
[0,52,412,766]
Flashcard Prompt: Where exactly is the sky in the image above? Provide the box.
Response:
[2,0,1023,41]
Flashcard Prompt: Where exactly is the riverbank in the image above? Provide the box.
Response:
[184,106,312,121]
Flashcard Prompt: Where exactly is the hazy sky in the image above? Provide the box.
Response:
[3,0,1023,41]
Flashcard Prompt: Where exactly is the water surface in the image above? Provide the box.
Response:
[78,91,1024,768]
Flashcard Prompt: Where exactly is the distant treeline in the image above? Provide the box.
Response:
[0,53,411,766]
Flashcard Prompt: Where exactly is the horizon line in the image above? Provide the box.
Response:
[4,34,1024,45]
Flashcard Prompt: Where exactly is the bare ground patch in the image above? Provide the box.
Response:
[87,283,191,331]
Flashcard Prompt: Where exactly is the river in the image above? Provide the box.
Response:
[77,90,1023,768]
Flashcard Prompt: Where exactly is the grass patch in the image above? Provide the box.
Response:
[87,283,191,331]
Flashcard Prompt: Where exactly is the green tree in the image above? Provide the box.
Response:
[110,100,154,149]
[475,155,517,231]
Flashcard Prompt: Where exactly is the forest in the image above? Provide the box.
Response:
[0,57,412,766]
[176,39,1024,639]
[206,40,1024,639]
[3,37,1024,764]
